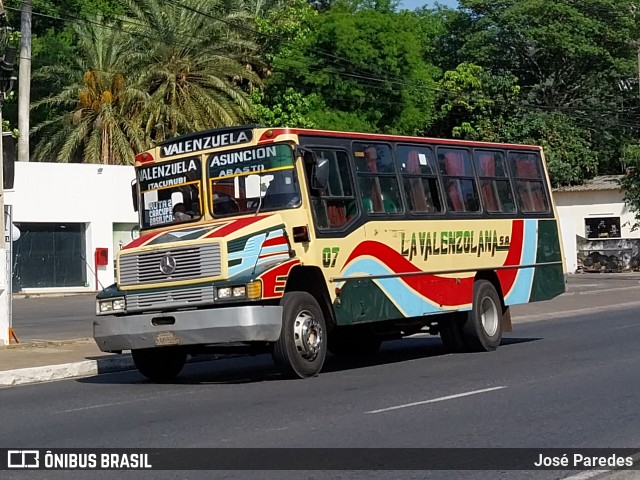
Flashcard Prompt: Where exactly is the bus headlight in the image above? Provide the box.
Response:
[216,282,261,300]
[97,298,125,315]
[217,287,232,299]
[232,286,246,298]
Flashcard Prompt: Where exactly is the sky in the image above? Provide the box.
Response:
[400,0,458,10]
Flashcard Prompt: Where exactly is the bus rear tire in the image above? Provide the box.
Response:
[271,292,327,379]
[463,280,503,351]
[132,347,187,381]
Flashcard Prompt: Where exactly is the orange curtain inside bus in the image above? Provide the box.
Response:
[444,152,465,211]
[478,153,501,212]
[406,151,429,212]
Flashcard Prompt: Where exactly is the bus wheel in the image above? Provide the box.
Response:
[328,328,382,358]
[439,312,470,353]
[463,280,503,352]
[271,292,327,379]
[132,348,187,381]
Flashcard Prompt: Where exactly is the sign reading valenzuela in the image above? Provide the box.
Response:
[160,129,252,157]
[138,158,200,191]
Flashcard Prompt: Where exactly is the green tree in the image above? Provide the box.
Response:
[501,111,598,186]
[31,18,148,164]
[123,0,261,141]
[451,0,640,184]
[432,62,520,140]
[265,5,441,134]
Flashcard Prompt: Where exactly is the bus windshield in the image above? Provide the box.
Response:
[138,157,203,229]
[208,143,301,216]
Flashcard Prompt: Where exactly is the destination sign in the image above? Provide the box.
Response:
[138,158,200,190]
[209,144,293,178]
[160,129,253,157]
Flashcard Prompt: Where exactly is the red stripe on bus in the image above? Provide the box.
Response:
[258,259,300,298]
[262,236,288,248]
[205,215,271,238]
[341,219,525,306]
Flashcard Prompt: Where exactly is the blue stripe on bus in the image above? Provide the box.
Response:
[504,219,538,305]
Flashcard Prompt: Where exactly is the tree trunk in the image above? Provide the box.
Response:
[18,0,32,162]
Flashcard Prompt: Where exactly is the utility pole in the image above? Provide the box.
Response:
[0,1,17,345]
[17,0,31,162]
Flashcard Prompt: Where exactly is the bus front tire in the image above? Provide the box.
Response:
[463,280,503,351]
[271,292,327,379]
[132,347,187,381]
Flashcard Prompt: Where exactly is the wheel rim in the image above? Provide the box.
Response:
[293,310,323,361]
[479,296,499,337]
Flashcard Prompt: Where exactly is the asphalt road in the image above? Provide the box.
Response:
[2,304,640,480]
[11,293,96,342]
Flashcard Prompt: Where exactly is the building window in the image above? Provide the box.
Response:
[12,223,87,290]
[585,217,621,239]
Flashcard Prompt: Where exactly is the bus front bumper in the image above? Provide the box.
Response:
[93,305,283,352]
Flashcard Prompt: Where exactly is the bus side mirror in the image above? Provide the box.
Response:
[131,180,139,212]
[3,133,15,190]
[312,157,329,191]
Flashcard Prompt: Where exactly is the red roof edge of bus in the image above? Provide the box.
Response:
[258,127,541,151]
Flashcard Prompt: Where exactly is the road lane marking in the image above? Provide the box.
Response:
[612,324,640,330]
[514,300,640,323]
[55,391,195,414]
[366,386,507,414]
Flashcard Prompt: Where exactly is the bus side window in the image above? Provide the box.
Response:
[438,148,479,213]
[397,145,442,214]
[508,152,549,213]
[354,143,402,215]
[474,150,516,213]
[306,149,357,230]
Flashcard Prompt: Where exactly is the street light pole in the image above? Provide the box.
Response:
[0,4,16,345]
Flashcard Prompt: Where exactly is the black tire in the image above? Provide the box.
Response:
[462,280,503,352]
[439,312,470,353]
[328,327,382,358]
[271,292,327,378]
[132,348,187,381]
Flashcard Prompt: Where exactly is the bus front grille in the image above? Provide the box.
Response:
[126,286,215,312]
[119,243,221,286]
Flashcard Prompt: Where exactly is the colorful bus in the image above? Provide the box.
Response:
[94,125,566,380]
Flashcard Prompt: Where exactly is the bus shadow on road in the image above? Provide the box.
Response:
[77,335,541,386]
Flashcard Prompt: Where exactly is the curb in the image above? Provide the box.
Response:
[0,354,135,387]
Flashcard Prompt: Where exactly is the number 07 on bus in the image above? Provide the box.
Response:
[93,125,566,380]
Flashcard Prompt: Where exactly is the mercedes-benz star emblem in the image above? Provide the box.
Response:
[159,254,177,275]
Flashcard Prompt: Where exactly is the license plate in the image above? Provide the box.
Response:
[155,331,180,346]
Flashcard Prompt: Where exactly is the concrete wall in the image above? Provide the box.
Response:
[4,162,137,293]
[554,189,640,273]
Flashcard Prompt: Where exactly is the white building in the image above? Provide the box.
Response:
[4,162,137,294]
[553,175,640,273]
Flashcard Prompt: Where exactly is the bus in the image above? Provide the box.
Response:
[94,125,566,380]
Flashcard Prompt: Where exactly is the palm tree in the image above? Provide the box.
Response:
[123,0,261,142]
[31,18,149,164]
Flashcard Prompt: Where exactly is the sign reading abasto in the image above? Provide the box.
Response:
[138,158,200,190]
[160,130,253,157]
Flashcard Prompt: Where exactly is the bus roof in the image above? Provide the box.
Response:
[257,127,542,151]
